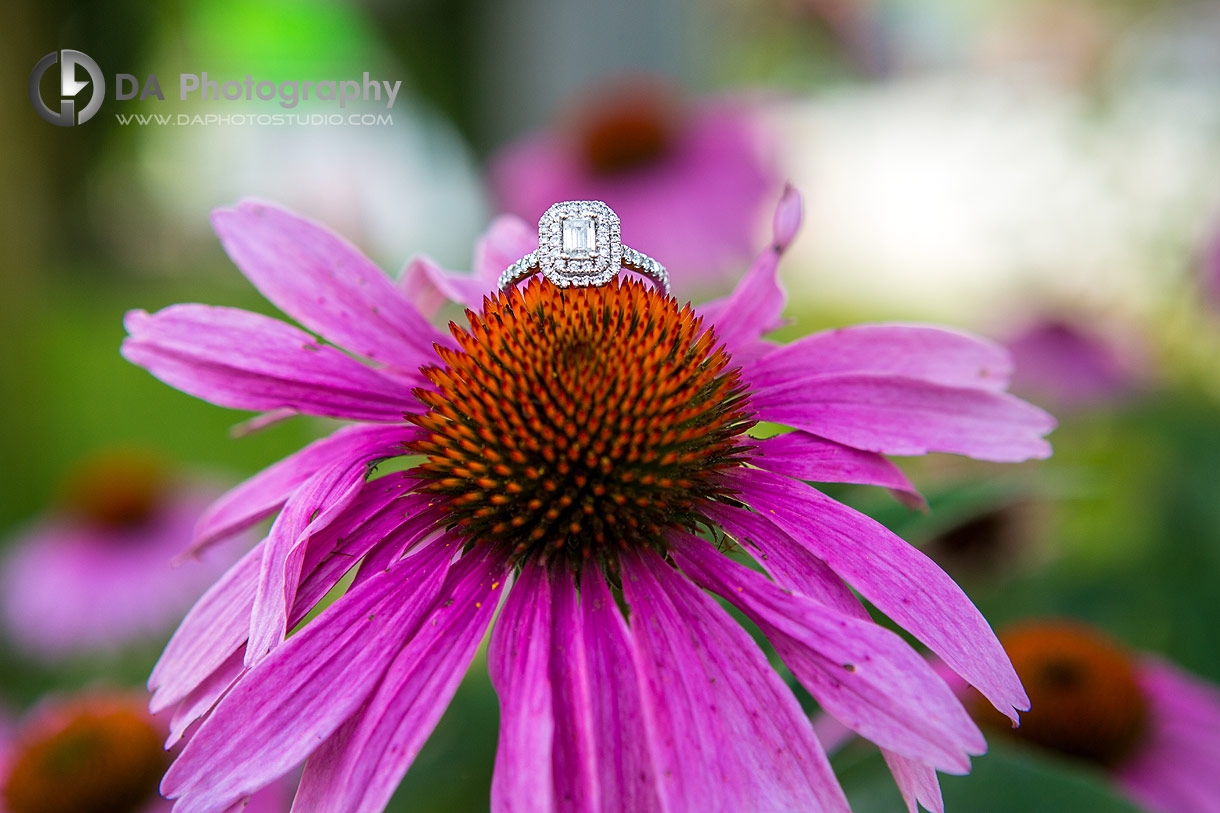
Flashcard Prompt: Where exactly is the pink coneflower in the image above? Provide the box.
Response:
[0,450,246,661]
[489,77,777,292]
[1004,317,1141,411]
[0,691,289,813]
[122,189,1054,812]
[967,621,1220,813]
[0,692,168,813]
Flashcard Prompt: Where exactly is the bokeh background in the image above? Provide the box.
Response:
[3,0,1220,810]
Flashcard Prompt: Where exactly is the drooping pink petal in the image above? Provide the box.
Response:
[882,750,945,813]
[166,649,245,747]
[696,185,800,363]
[577,563,663,812]
[149,546,261,714]
[1115,658,1220,813]
[189,423,419,556]
[122,305,416,423]
[753,432,924,507]
[620,547,850,812]
[161,539,456,813]
[151,477,430,716]
[745,324,1012,392]
[668,532,984,773]
[750,373,1055,463]
[166,492,444,745]
[211,199,445,368]
[725,468,1029,723]
[245,439,404,666]
[703,500,866,621]
[289,545,508,813]
[488,561,555,813]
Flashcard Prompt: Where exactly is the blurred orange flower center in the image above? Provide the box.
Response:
[2,701,167,813]
[572,83,680,176]
[973,621,1148,766]
[59,451,169,530]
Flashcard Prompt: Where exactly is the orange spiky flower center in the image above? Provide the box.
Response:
[2,698,167,813]
[972,621,1149,766]
[407,278,753,567]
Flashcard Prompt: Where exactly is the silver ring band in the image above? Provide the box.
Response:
[498,200,670,297]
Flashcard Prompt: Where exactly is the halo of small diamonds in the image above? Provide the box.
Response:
[538,200,623,288]
[498,200,670,296]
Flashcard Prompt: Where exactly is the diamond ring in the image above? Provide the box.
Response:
[498,200,670,297]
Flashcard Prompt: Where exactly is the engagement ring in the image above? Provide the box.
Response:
[498,200,670,297]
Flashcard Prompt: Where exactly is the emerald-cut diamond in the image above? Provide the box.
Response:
[537,200,622,288]
[562,217,596,257]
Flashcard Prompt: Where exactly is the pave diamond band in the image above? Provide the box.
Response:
[498,200,670,297]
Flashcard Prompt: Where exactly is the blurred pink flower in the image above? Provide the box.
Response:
[0,690,289,813]
[970,621,1220,813]
[1205,223,1220,311]
[820,620,1220,812]
[0,450,249,662]
[1004,317,1141,411]
[489,78,778,293]
[119,190,1054,812]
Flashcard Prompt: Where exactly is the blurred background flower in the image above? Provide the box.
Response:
[3,0,1220,809]
[490,76,778,294]
[968,620,1220,813]
[0,689,291,812]
[0,449,251,663]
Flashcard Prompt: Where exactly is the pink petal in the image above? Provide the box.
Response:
[882,750,944,813]
[546,563,603,813]
[150,546,261,713]
[162,539,456,813]
[245,445,398,666]
[772,182,804,248]
[166,490,443,743]
[399,255,494,319]
[750,373,1055,463]
[190,424,419,556]
[620,547,850,812]
[754,432,924,508]
[473,215,538,287]
[1115,658,1220,813]
[696,186,800,363]
[289,545,508,813]
[725,468,1029,722]
[746,324,1013,392]
[488,561,555,813]
[166,649,245,747]
[211,199,444,369]
[151,477,431,715]
[668,532,984,773]
[577,564,663,811]
[703,500,867,621]
[122,305,416,423]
